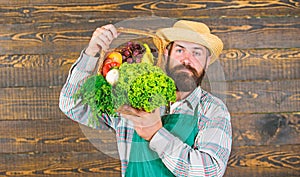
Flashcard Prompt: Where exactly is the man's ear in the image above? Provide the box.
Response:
[164,42,173,57]
[163,48,169,59]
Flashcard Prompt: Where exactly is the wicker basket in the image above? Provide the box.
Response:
[97,27,164,74]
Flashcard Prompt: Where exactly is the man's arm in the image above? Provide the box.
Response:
[120,101,232,176]
[59,50,117,129]
[59,24,119,129]
[149,105,232,177]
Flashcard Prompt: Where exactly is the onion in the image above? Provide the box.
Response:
[105,69,119,86]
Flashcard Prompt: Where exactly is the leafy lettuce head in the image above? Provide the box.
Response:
[113,62,176,112]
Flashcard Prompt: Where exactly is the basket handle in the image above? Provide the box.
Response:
[97,27,164,74]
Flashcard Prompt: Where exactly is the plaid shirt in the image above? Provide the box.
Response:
[59,51,232,177]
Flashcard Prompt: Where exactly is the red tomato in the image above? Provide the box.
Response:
[103,58,113,66]
[102,62,120,77]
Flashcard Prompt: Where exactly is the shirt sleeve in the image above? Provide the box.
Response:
[149,103,232,177]
[59,50,119,130]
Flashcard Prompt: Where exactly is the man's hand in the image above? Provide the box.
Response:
[85,24,119,57]
[119,105,162,141]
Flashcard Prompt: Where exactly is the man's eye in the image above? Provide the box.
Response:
[194,51,201,56]
[176,49,183,53]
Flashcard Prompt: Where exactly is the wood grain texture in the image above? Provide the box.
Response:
[223,79,300,114]
[1,48,299,87]
[0,87,61,120]
[0,113,298,154]
[0,119,118,154]
[225,144,300,177]
[0,151,121,176]
[231,113,300,146]
[218,48,300,82]
[0,144,298,177]
[1,0,299,21]
[1,1,299,176]
[1,17,300,55]
[0,53,78,87]
[0,79,299,121]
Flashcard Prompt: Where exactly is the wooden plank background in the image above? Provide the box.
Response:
[0,0,299,176]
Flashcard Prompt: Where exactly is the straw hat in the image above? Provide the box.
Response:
[155,20,223,65]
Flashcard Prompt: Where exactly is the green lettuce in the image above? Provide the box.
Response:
[114,62,176,112]
[75,62,176,125]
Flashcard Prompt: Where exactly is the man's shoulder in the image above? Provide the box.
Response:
[200,89,226,106]
[200,89,229,116]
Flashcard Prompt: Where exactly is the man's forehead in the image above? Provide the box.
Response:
[173,41,206,50]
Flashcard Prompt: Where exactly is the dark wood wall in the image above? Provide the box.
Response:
[1,0,299,176]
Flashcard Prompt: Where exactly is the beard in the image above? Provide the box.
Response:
[166,62,206,92]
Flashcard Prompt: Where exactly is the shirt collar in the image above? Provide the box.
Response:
[182,86,202,111]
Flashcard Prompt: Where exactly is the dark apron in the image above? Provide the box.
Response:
[125,110,199,177]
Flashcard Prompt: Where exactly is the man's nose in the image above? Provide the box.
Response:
[181,51,192,65]
[181,59,190,66]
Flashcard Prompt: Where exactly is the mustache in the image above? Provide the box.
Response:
[171,65,199,77]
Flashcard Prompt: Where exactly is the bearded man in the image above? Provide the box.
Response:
[60,20,232,177]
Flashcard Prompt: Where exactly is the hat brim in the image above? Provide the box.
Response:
[156,27,223,65]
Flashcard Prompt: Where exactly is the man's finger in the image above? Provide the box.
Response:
[94,37,108,51]
[118,105,140,116]
[101,29,114,42]
[102,24,118,38]
[120,113,141,123]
